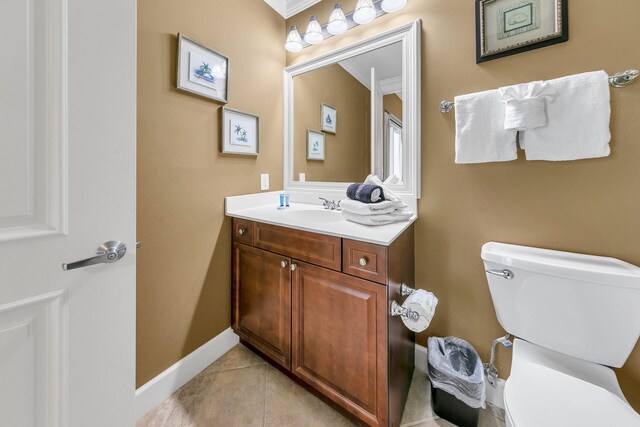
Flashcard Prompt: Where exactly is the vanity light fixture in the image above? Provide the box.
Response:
[303,16,324,45]
[327,3,348,36]
[284,25,303,52]
[353,0,376,25]
[381,0,407,13]
[286,0,410,52]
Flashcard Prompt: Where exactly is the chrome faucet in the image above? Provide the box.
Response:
[319,197,341,211]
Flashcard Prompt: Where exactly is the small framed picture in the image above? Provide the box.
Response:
[476,0,568,63]
[177,33,229,103]
[221,107,259,155]
[307,130,325,161]
[320,103,337,134]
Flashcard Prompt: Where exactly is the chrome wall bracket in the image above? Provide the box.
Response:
[390,300,420,321]
[609,69,639,88]
[400,283,415,296]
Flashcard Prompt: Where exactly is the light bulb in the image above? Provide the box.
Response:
[284,26,303,53]
[327,3,348,36]
[303,16,324,45]
[353,0,376,25]
[381,0,407,13]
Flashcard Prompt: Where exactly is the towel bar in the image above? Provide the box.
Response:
[440,69,639,113]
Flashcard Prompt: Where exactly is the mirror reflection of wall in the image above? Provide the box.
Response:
[293,64,370,183]
[292,41,403,184]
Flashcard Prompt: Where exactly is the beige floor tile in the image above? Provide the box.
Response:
[201,343,267,375]
[136,395,175,427]
[406,418,457,427]
[163,364,267,427]
[479,403,506,427]
[400,370,437,425]
[264,365,357,427]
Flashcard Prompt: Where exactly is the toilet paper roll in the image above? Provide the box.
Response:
[401,289,438,333]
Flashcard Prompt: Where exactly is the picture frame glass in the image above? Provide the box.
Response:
[307,131,325,161]
[222,108,259,155]
[482,0,561,57]
[177,35,228,103]
[320,104,337,134]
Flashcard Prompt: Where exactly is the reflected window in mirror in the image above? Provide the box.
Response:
[384,110,403,182]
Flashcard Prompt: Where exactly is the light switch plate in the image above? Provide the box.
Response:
[299,173,306,182]
[260,173,269,190]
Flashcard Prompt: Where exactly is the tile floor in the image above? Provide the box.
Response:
[138,344,506,427]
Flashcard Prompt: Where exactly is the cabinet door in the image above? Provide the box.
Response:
[232,243,291,369]
[292,262,388,426]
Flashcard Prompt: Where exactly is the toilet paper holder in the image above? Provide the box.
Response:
[390,283,420,320]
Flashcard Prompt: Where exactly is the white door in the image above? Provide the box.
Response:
[371,67,384,177]
[0,0,136,426]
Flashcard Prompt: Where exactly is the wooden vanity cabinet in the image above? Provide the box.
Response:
[231,218,415,427]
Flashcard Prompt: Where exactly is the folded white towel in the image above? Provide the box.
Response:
[340,199,403,215]
[522,71,611,161]
[384,174,400,185]
[342,210,413,226]
[499,81,556,131]
[454,90,518,164]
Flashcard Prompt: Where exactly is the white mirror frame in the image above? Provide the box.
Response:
[284,20,422,200]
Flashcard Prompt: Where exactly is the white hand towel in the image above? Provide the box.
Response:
[340,199,403,215]
[499,81,556,131]
[342,210,413,226]
[454,90,518,164]
[364,174,408,207]
[522,71,611,161]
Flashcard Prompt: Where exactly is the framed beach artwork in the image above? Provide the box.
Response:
[177,34,229,103]
[476,0,568,63]
[221,107,259,155]
[306,130,325,161]
[320,103,337,134]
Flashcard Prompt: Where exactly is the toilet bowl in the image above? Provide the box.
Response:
[481,242,640,427]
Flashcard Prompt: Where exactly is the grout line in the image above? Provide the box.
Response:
[262,365,268,427]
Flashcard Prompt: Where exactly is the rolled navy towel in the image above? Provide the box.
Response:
[346,183,385,203]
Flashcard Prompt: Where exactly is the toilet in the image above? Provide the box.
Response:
[481,242,640,427]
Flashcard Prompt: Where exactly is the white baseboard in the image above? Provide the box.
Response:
[135,328,239,419]
[414,343,505,410]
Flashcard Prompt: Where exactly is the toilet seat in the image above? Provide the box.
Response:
[505,340,640,427]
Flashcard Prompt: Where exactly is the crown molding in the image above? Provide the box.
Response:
[264,0,321,19]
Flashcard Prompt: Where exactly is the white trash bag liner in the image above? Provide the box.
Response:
[427,336,486,409]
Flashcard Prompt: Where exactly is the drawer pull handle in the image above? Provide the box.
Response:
[290,263,297,271]
[280,260,288,268]
[359,257,368,267]
[238,228,247,235]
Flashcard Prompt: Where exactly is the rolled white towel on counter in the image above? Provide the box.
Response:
[342,209,413,226]
[340,199,405,215]
[364,174,407,205]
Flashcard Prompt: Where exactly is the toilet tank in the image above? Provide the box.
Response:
[481,242,640,368]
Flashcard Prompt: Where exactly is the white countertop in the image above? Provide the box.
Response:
[225,192,416,246]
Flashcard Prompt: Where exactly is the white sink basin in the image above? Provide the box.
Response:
[283,209,344,224]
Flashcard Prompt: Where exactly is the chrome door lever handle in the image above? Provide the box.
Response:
[485,269,514,280]
[62,241,127,271]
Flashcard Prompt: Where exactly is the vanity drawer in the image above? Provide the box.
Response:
[343,239,387,285]
[254,222,341,271]
[233,218,254,246]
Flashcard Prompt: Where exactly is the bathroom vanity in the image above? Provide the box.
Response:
[230,212,415,427]
[228,20,422,427]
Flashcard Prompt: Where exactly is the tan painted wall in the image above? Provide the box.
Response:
[293,64,370,182]
[287,0,640,410]
[383,94,402,122]
[136,0,285,387]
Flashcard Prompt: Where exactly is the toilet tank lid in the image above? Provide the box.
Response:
[481,242,640,290]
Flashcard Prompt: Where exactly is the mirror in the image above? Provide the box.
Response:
[292,42,403,183]
[284,21,421,199]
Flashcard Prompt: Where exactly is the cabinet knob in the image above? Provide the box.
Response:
[280,260,288,268]
[290,263,297,271]
[238,228,246,235]
[359,257,368,267]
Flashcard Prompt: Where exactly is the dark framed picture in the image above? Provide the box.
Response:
[221,107,259,155]
[176,33,229,103]
[476,0,568,63]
